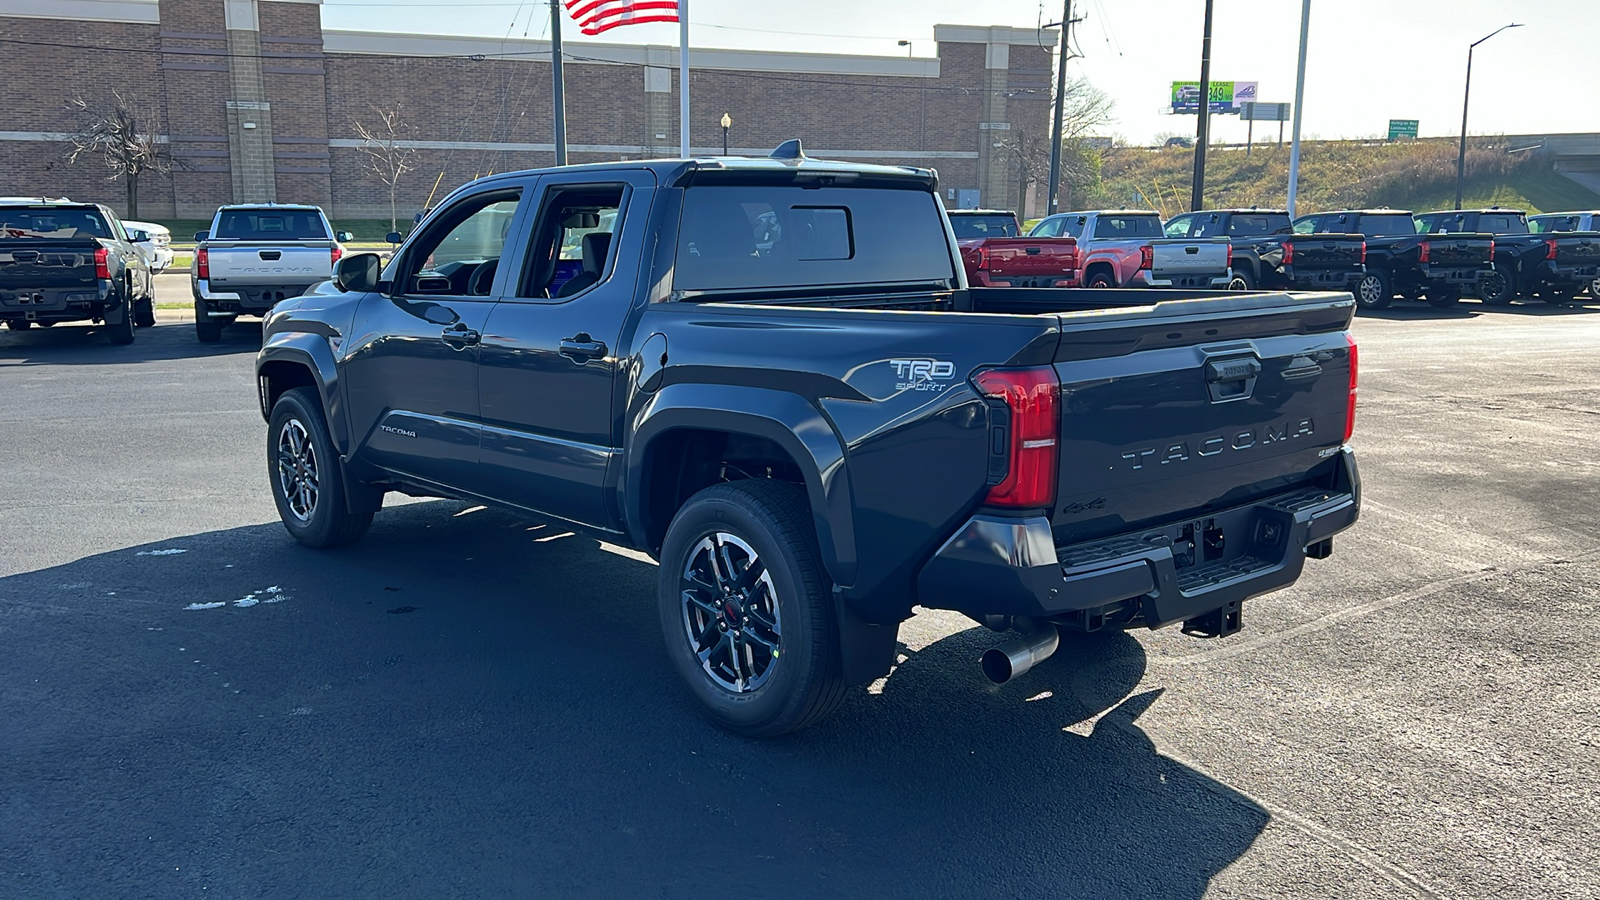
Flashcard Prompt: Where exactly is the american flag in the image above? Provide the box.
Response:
[564,0,680,35]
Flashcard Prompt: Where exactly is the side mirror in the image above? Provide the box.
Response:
[333,253,382,294]
[385,231,403,245]
[193,231,209,243]
[335,231,354,242]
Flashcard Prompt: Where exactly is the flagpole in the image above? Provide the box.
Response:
[551,0,567,165]
[679,0,689,157]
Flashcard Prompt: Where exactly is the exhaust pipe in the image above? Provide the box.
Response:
[981,624,1061,685]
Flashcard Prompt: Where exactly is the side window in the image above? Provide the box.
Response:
[1030,217,1062,238]
[397,191,521,296]
[1163,215,1193,238]
[519,183,626,299]
[1414,215,1437,234]
[1191,214,1223,238]
[1063,217,1087,239]
[1292,217,1317,235]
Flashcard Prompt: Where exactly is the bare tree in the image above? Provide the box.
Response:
[64,91,171,219]
[998,78,1118,216]
[352,104,417,232]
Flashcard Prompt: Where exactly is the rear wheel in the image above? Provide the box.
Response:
[6,319,32,330]
[1085,268,1117,289]
[1426,286,1462,308]
[1478,263,1516,305]
[1540,285,1579,305]
[267,387,374,548]
[657,479,845,737]
[1226,268,1254,291]
[106,284,135,345]
[195,300,223,342]
[1355,270,1393,310]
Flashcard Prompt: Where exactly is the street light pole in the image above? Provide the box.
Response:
[1455,23,1522,210]
[720,112,731,155]
[898,39,912,57]
[1189,0,1215,213]
[1287,0,1310,218]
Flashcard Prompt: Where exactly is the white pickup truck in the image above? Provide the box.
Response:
[1029,210,1233,289]
[191,204,350,342]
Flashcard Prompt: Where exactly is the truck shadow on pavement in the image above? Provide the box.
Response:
[0,500,1265,899]
[0,320,259,364]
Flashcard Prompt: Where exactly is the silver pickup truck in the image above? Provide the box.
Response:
[1030,210,1233,289]
[191,204,350,342]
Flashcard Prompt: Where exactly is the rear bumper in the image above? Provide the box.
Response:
[1534,260,1599,286]
[916,448,1360,628]
[970,270,1078,288]
[0,282,113,321]
[1136,270,1233,289]
[1420,264,1488,286]
[1281,267,1363,290]
[195,280,318,315]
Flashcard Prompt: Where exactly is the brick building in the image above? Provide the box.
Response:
[0,0,1055,221]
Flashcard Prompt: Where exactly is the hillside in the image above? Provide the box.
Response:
[1076,138,1600,217]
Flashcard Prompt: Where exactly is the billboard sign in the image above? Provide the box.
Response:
[1240,101,1291,122]
[1170,81,1258,115]
[1388,119,1419,140]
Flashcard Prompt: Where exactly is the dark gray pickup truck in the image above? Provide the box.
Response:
[0,199,154,342]
[256,144,1361,735]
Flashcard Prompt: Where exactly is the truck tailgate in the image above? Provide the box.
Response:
[207,244,334,286]
[1279,234,1364,268]
[1549,232,1600,266]
[0,239,100,290]
[1151,238,1230,275]
[1422,235,1493,266]
[971,238,1076,278]
[1050,292,1355,548]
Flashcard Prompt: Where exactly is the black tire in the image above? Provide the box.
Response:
[1085,268,1117,289]
[105,284,135,345]
[134,294,156,328]
[1478,263,1516,306]
[195,301,223,343]
[6,319,32,330]
[1354,269,1393,310]
[657,479,845,737]
[267,387,374,549]
[1539,285,1579,305]
[1226,268,1254,291]
[1426,286,1462,308]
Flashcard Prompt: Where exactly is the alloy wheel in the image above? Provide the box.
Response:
[680,532,782,693]
[1358,275,1384,305]
[276,418,319,522]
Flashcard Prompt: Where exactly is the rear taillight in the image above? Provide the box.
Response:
[1281,241,1294,265]
[1225,242,1233,269]
[93,246,110,279]
[197,246,209,279]
[1344,334,1358,444]
[976,245,991,271]
[1138,245,1154,270]
[331,245,344,266]
[976,367,1059,509]
[1418,240,1430,264]
[1358,241,1367,265]
[1545,237,1558,260]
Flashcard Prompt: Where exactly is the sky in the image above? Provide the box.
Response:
[318,0,1600,145]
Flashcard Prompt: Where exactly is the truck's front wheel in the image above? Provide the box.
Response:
[267,387,373,548]
[657,479,845,737]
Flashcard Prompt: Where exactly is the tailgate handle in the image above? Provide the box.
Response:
[1206,358,1261,402]
[12,250,38,262]
[1025,246,1041,255]
[1185,246,1199,254]
[259,250,281,261]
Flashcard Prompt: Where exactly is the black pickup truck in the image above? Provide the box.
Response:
[0,199,154,342]
[1414,208,1600,305]
[1294,209,1493,310]
[256,145,1361,735]
[1162,209,1365,293]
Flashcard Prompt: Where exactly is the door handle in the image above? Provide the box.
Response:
[559,334,608,363]
[440,324,480,348]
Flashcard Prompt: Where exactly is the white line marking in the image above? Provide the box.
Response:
[137,549,187,556]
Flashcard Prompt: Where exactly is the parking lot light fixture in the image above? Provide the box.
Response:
[898,39,911,57]
[1455,23,1523,210]
[720,113,732,155]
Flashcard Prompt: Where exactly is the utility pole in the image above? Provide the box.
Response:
[550,0,567,166]
[1287,0,1310,218]
[1455,24,1523,209]
[1189,0,1214,213]
[1044,0,1072,216]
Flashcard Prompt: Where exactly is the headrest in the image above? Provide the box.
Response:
[582,232,612,277]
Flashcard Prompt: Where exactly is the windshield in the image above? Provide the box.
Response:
[674,185,955,293]
[949,215,1018,239]
[213,209,329,241]
[1357,215,1416,237]
[1092,215,1162,239]
[0,207,111,239]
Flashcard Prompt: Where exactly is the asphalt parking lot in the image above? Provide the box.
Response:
[2,294,1598,899]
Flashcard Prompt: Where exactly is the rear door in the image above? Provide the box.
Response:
[343,182,531,491]
[476,169,655,529]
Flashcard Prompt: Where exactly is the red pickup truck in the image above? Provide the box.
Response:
[948,209,1078,287]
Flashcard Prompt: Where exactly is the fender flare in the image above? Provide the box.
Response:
[625,383,858,588]
[257,331,347,454]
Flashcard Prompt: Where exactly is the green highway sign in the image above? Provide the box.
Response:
[1388,119,1419,140]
